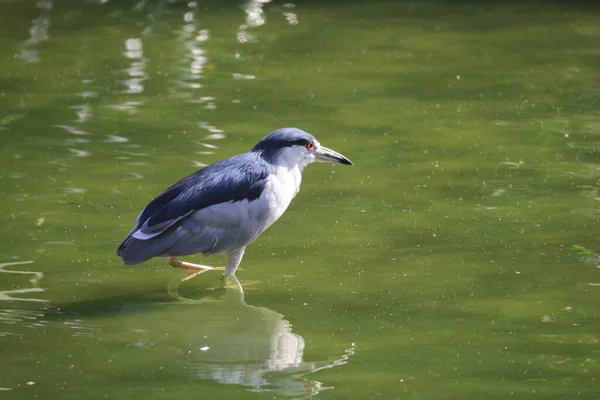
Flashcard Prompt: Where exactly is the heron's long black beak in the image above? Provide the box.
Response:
[315,146,353,165]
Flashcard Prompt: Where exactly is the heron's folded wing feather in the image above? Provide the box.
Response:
[131,154,269,240]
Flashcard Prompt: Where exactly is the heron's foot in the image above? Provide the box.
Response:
[180,270,210,282]
[168,256,225,272]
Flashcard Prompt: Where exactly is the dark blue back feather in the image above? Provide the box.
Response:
[136,152,269,234]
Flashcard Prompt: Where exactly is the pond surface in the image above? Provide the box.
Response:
[1,0,600,398]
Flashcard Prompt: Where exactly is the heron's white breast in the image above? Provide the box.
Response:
[254,164,302,228]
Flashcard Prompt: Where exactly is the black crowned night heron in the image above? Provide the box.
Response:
[117,127,353,276]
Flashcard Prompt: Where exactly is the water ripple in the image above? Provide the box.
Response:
[194,141,218,149]
[123,172,144,181]
[63,318,100,337]
[104,101,145,114]
[198,122,224,135]
[69,148,92,158]
[104,135,129,143]
[114,150,148,157]
[70,104,93,123]
[55,124,89,136]
[0,261,47,303]
[232,73,256,80]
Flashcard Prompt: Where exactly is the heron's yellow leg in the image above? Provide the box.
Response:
[167,256,225,272]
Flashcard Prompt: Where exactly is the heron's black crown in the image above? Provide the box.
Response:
[251,128,315,154]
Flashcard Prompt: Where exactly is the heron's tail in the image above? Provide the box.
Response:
[116,234,173,265]
[117,235,144,265]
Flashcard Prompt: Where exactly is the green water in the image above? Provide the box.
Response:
[1,0,600,398]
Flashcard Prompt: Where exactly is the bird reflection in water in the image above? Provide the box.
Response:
[122,272,354,398]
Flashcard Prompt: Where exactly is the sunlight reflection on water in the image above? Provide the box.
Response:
[176,3,209,92]
[18,0,52,63]
[122,38,147,94]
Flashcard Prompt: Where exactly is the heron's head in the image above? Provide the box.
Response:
[252,127,353,169]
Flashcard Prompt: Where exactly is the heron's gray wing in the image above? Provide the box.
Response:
[134,153,268,238]
[117,153,269,264]
[165,199,268,255]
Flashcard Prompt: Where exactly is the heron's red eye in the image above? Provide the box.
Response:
[306,141,314,151]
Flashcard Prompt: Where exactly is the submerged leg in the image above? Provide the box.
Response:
[168,256,224,272]
[223,247,245,276]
